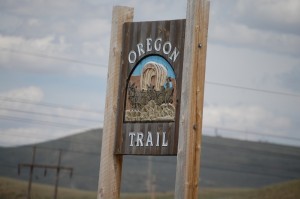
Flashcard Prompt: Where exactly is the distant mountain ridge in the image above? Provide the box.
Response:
[1,128,300,192]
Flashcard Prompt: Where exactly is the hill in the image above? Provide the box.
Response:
[1,177,300,199]
[0,128,300,192]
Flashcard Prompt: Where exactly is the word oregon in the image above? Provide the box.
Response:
[128,37,180,64]
[128,131,168,147]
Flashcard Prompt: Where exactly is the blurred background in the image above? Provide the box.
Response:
[0,0,300,198]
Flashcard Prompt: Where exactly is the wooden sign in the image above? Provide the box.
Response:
[98,1,209,198]
[114,20,186,155]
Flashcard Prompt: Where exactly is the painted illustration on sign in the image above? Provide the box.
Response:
[125,55,176,122]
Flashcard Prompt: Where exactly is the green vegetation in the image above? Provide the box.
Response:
[1,176,300,199]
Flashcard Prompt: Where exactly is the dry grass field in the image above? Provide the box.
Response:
[1,176,299,199]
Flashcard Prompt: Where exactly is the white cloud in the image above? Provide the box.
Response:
[77,19,111,39]
[203,104,290,136]
[209,22,300,56]
[0,127,92,147]
[235,0,300,34]
[0,87,103,147]
[113,0,186,21]
[0,34,68,54]
[208,0,300,57]
[0,0,299,147]
[0,34,69,72]
[0,34,107,76]
[0,86,45,119]
[3,1,82,18]
[78,19,111,63]
[0,86,103,146]
[27,18,40,27]
[0,86,44,102]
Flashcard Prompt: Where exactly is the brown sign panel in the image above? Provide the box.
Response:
[114,19,185,155]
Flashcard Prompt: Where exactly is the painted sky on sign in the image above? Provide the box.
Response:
[131,56,175,78]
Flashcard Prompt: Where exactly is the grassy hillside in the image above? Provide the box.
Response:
[1,128,300,192]
[1,177,300,199]
[0,177,96,199]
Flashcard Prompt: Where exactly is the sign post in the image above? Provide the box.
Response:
[97,6,134,199]
[175,0,210,198]
[98,0,209,198]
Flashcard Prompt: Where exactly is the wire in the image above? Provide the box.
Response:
[0,47,107,68]
[0,107,101,123]
[0,164,17,169]
[2,46,300,100]
[0,96,103,114]
[206,81,300,98]
[204,125,300,142]
[1,124,299,150]
[2,47,300,100]
[201,138,300,160]
[124,157,298,180]
[2,140,300,182]
[125,158,298,180]
[200,165,295,179]
[18,135,300,162]
[1,158,296,181]
[0,114,90,129]
[0,133,102,147]
[34,146,101,156]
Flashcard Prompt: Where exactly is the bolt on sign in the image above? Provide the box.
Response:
[114,20,185,155]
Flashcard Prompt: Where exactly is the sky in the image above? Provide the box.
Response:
[0,0,299,147]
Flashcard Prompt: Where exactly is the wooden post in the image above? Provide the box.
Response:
[27,146,36,199]
[175,0,210,198]
[54,150,62,199]
[97,6,134,199]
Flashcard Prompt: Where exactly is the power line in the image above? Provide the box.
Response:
[1,47,299,100]
[1,142,299,182]
[2,163,295,183]
[34,146,101,156]
[203,125,300,142]
[21,136,300,162]
[1,124,299,149]
[18,147,73,199]
[0,114,89,129]
[2,48,300,100]
[124,157,298,180]
[0,164,17,169]
[0,129,102,146]
[0,96,103,114]
[0,107,100,123]
[206,81,300,98]
[0,134,52,142]
[200,164,295,180]
[1,160,297,182]
[0,47,107,68]
[0,131,76,141]
[201,141,300,162]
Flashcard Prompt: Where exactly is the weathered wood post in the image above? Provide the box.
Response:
[97,6,134,199]
[175,0,210,198]
[98,0,209,198]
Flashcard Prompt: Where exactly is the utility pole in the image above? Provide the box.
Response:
[23,146,36,199]
[54,150,62,199]
[147,156,156,199]
[18,147,73,199]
